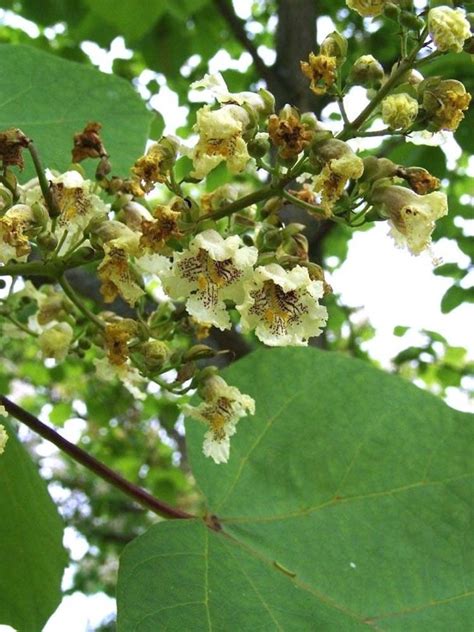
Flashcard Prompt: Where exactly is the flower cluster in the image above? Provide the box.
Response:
[1,1,471,464]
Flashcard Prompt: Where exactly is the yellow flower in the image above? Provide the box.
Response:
[381,93,419,130]
[423,80,471,132]
[300,52,338,95]
[346,0,386,17]
[185,375,255,464]
[428,6,471,53]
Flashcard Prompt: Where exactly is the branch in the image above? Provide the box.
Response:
[213,0,277,87]
[0,395,194,521]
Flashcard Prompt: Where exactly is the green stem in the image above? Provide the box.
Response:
[0,395,194,521]
[58,275,105,330]
[26,139,61,218]
[198,184,276,223]
[281,190,327,217]
[338,30,427,141]
[0,251,102,279]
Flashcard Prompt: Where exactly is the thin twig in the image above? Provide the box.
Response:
[0,395,195,521]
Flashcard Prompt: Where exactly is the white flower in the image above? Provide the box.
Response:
[161,229,257,330]
[238,264,328,346]
[428,6,471,53]
[94,357,146,401]
[191,104,252,179]
[0,424,7,455]
[24,170,109,255]
[0,405,6,416]
[374,185,448,255]
[191,72,266,111]
[97,236,144,306]
[0,204,36,264]
[38,322,74,361]
[185,375,255,464]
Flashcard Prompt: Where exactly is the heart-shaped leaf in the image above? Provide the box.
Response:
[0,44,152,178]
[118,348,474,630]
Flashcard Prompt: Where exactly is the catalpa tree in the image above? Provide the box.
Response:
[0,0,473,630]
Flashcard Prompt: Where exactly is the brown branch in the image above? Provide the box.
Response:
[213,0,277,87]
[0,395,194,521]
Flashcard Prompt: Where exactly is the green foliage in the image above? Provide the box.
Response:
[118,348,474,630]
[0,419,67,631]
[0,44,152,177]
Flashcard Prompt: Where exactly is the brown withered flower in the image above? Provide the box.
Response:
[139,204,182,253]
[0,128,29,170]
[104,319,138,366]
[397,167,440,195]
[72,122,108,163]
[268,105,313,160]
[132,138,177,192]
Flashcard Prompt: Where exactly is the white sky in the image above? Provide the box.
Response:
[0,1,473,630]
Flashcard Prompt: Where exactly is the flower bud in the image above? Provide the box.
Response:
[36,232,58,252]
[384,2,401,20]
[348,55,385,88]
[257,88,275,117]
[361,156,398,183]
[139,340,171,370]
[247,132,270,158]
[346,0,386,17]
[428,6,471,53]
[399,11,425,30]
[320,31,348,63]
[381,93,419,129]
[183,344,215,361]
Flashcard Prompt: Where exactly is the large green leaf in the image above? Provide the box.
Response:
[117,348,474,630]
[0,419,67,631]
[0,44,152,177]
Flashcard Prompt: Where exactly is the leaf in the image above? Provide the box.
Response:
[82,0,167,42]
[0,419,67,631]
[0,44,152,178]
[118,348,474,630]
[441,284,473,313]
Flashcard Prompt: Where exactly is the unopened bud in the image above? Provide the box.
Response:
[139,340,171,370]
[247,132,270,158]
[400,11,425,30]
[257,88,275,116]
[320,31,348,62]
[36,232,58,252]
[184,344,215,361]
[384,2,401,19]
[348,55,385,88]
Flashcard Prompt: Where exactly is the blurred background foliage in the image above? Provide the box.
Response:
[0,0,472,628]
